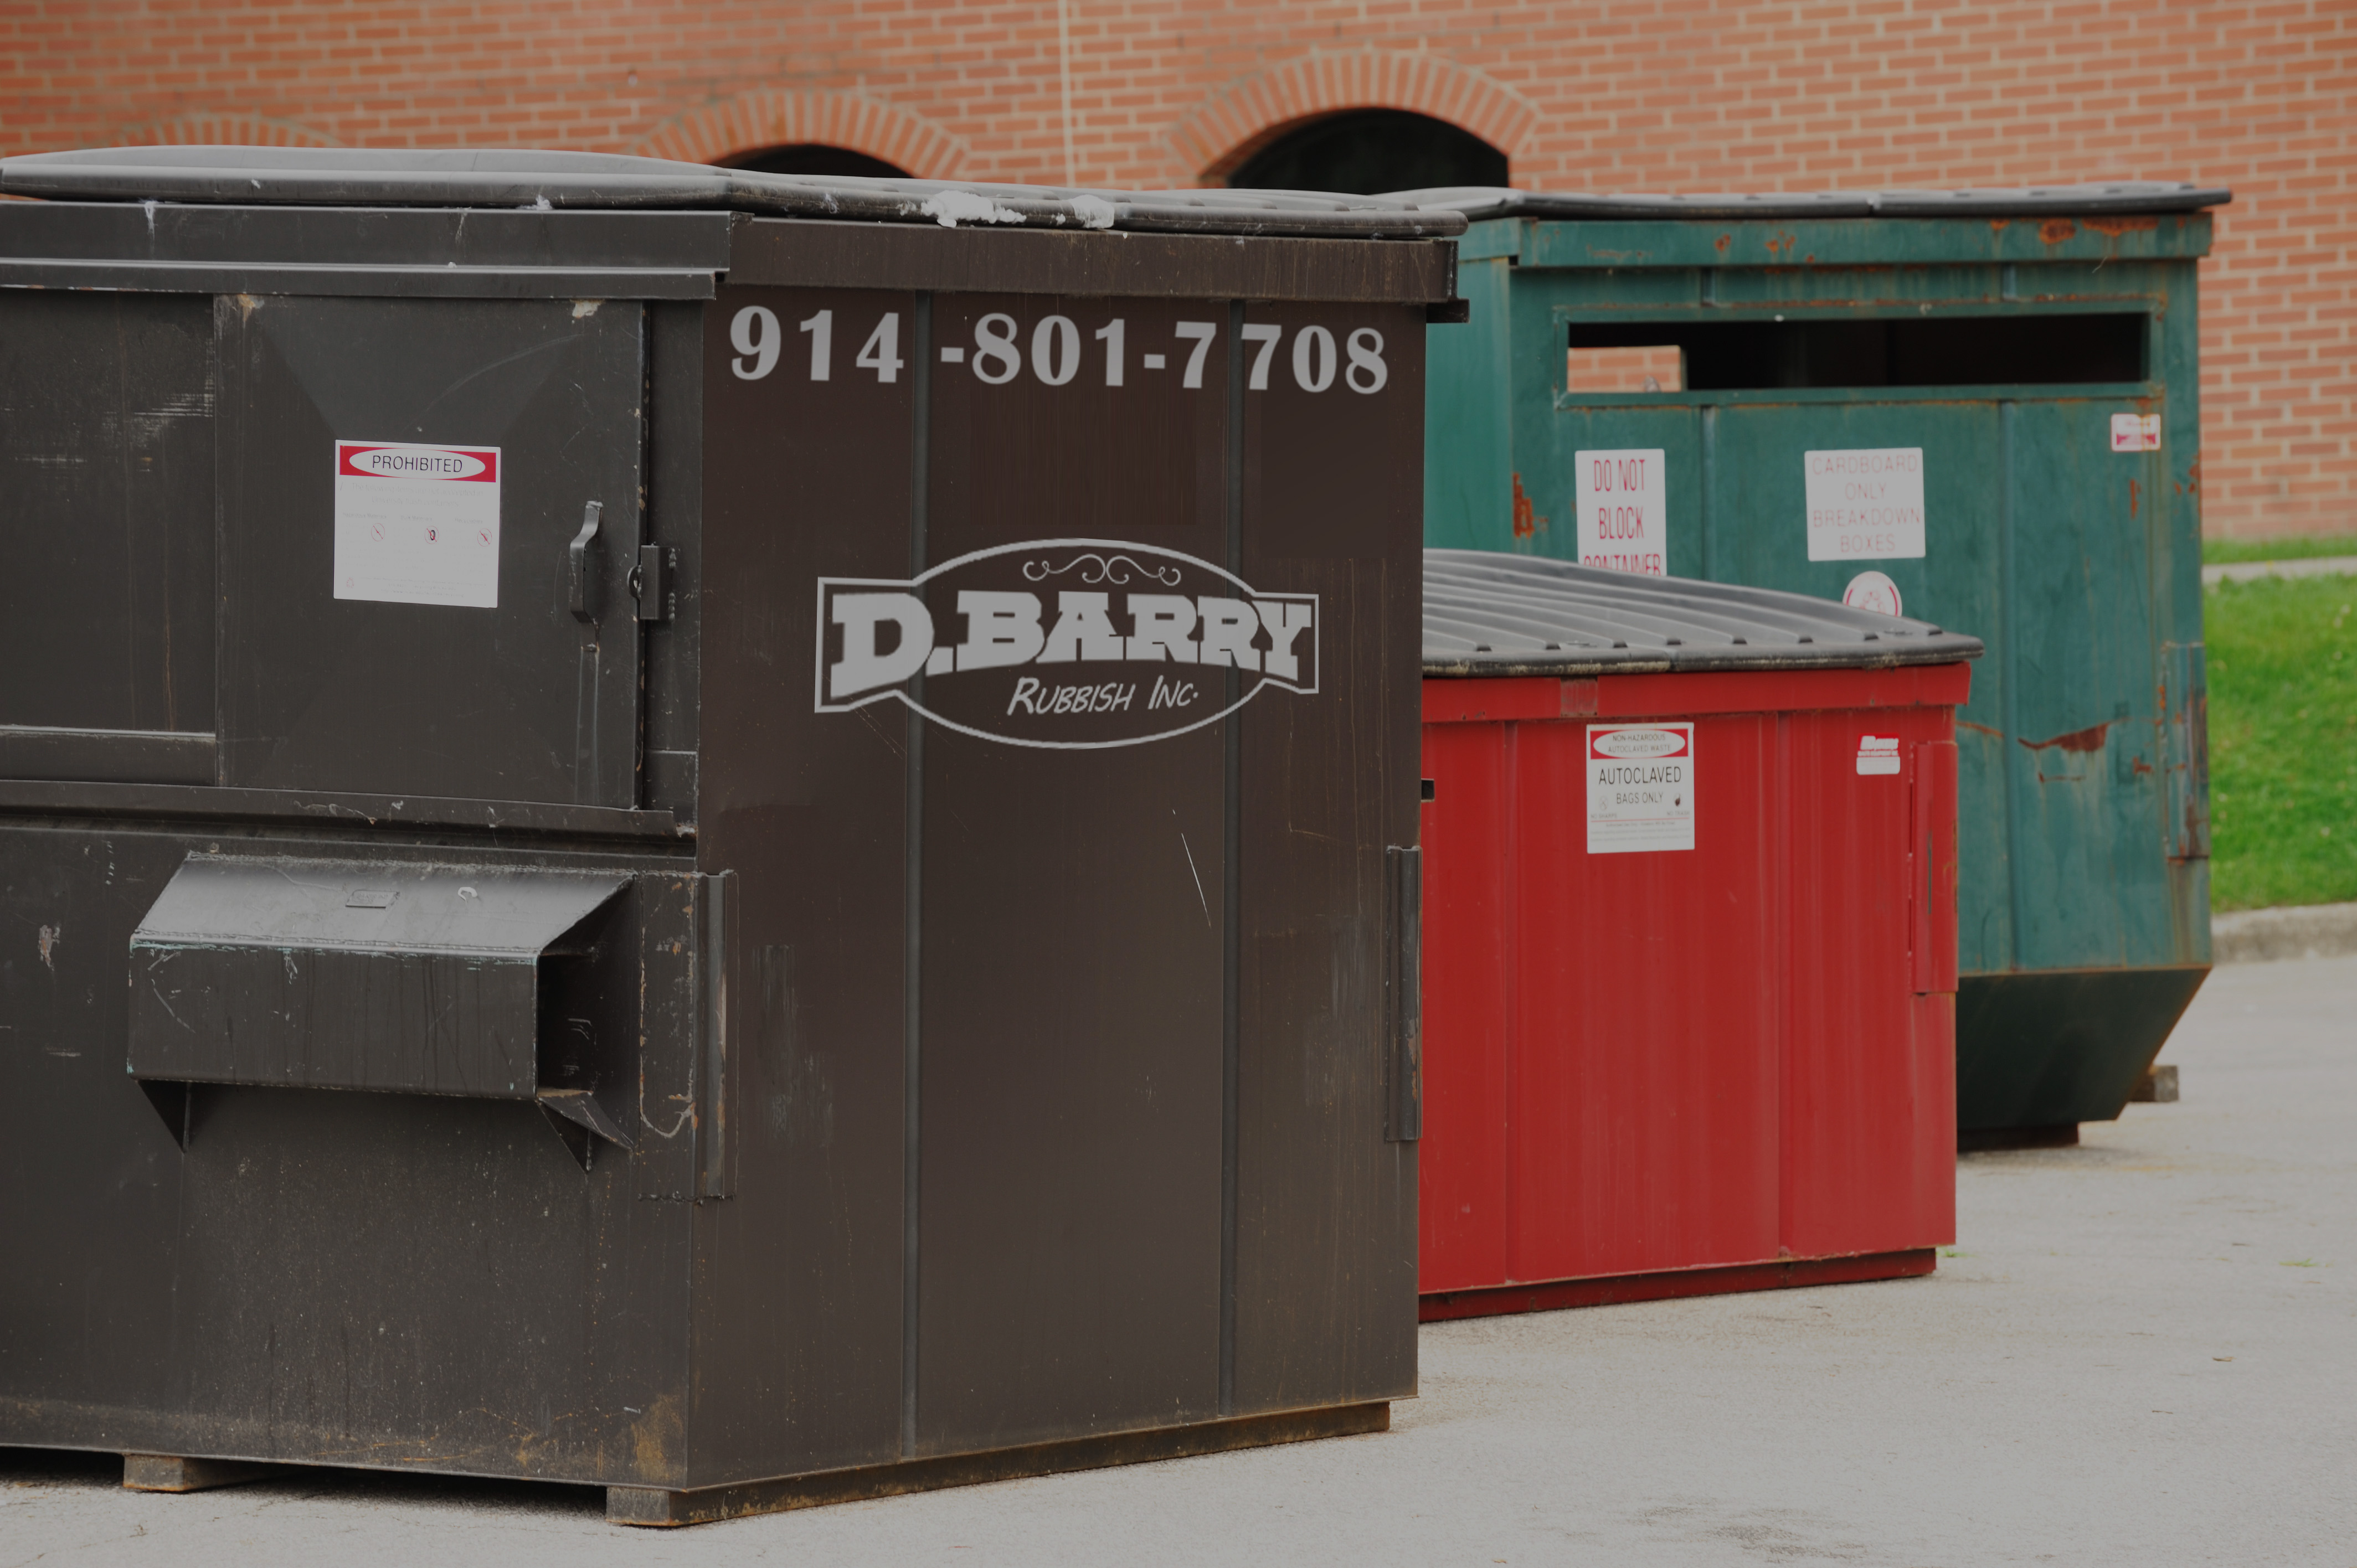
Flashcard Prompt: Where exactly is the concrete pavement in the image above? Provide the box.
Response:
[7,955,2353,1566]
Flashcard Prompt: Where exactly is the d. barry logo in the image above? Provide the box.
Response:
[816,539,1318,749]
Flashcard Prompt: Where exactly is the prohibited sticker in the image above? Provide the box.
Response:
[1586,723,1695,854]
[333,440,501,607]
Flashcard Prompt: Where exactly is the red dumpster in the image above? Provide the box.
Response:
[1417,551,1982,1320]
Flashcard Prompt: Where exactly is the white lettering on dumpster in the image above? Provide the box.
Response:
[1805,447,1924,561]
[332,440,501,607]
[1575,448,1668,576]
[816,540,1318,750]
[1586,724,1695,853]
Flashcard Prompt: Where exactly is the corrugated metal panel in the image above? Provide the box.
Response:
[1423,550,1983,677]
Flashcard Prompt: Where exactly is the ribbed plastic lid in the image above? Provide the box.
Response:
[0,146,1465,239]
[1424,550,1982,677]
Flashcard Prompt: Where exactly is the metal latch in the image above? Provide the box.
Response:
[630,544,675,624]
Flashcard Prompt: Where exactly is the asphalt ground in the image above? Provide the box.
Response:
[7,953,2351,1567]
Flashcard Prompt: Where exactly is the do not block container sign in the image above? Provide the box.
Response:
[1408,183,2225,1142]
[1419,551,1982,1318]
[0,148,1463,1523]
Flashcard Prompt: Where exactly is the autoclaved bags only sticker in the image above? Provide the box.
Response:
[333,441,501,607]
[1586,723,1694,853]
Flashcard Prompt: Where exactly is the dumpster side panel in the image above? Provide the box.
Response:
[216,296,648,808]
[1780,706,1957,1257]
[0,827,191,1426]
[1414,720,1511,1294]
[0,291,218,741]
[0,824,697,1484]
[2003,396,2168,972]
[1701,399,2013,978]
[1423,255,1514,552]
[689,286,917,1481]
[914,294,1230,1452]
[1506,713,1781,1283]
[1233,300,1423,1414]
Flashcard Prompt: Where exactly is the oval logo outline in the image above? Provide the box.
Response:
[814,537,1320,752]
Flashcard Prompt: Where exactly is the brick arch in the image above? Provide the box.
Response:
[120,114,342,148]
[1171,51,1538,183]
[633,90,969,179]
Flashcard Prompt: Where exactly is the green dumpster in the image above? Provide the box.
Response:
[1404,183,2226,1141]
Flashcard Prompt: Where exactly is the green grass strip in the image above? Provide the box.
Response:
[2205,574,2357,910]
[2202,534,2357,565]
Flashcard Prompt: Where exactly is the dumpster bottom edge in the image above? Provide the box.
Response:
[605,1401,1392,1526]
[1417,1249,1937,1323]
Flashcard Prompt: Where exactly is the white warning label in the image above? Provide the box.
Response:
[1856,735,1902,775]
[333,440,502,607]
[1587,723,1695,854]
[1805,447,1924,561]
[1576,448,1668,576]
[2111,412,2162,451]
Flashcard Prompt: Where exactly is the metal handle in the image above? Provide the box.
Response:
[568,501,603,622]
[1386,844,1423,1143]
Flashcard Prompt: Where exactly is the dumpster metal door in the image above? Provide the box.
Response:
[915,293,1229,1453]
[0,292,218,780]
[217,296,647,807]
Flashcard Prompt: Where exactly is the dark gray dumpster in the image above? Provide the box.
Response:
[0,147,1462,1523]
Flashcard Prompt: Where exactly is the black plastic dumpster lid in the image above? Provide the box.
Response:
[1383,181,2230,222]
[1424,550,1983,678]
[0,146,1466,239]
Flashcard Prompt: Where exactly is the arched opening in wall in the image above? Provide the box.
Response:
[1224,110,1506,195]
[721,143,911,179]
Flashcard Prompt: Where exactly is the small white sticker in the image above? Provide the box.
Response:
[1587,723,1694,853]
[1576,448,1668,576]
[1841,569,1903,618]
[2111,412,2162,451]
[333,440,501,607]
[1805,448,1924,561]
[1856,735,1902,776]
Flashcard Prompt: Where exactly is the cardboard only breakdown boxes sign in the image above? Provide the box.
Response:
[1576,448,1667,576]
[1586,723,1694,852]
[1805,447,1924,561]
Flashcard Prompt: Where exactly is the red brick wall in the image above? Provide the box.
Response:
[3,1,2348,537]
